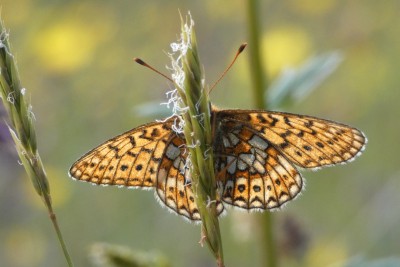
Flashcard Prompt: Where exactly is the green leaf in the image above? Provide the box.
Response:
[267,51,343,109]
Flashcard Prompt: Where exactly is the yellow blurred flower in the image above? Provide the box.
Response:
[33,21,97,73]
[262,25,312,77]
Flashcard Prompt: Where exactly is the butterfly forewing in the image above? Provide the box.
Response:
[216,110,366,169]
[70,120,173,186]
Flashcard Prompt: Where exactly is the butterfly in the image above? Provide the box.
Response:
[69,106,366,221]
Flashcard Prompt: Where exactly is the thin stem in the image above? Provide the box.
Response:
[247,0,267,110]
[43,188,74,267]
[246,1,278,267]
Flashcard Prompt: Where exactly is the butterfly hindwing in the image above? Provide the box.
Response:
[156,135,225,220]
[155,135,200,220]
[214,118,303,210]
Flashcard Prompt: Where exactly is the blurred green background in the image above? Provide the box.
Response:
[1,1,399,267]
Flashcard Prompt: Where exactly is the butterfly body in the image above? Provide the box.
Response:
[70,108,366,221]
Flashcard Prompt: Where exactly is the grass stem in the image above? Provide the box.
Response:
[170,14,224,266]
[0,19,74,267]
[246,1,278,267]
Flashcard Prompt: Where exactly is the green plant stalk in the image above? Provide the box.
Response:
[246,1,277,267]
[0,20,73,267]
[174,17,224,267]
[247,0,267,110]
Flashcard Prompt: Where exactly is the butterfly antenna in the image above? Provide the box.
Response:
[208,43,247,95]
[134,58,174,84]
